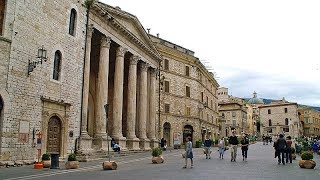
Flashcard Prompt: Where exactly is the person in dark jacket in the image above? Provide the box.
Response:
[203,137,212,159]
[276,134,287,165]
[229,130,239,162]
[285,136,293,163]
[241,136,249,161]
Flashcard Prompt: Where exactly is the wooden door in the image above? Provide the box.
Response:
[47,116,61,154]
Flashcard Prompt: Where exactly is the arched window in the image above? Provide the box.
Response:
[0,0,6,35]
[285,118,289,125]
[269,119,272,126]
[69,9,77,36]
[53,51,61,80]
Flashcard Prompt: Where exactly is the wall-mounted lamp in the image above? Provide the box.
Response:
[28,45,47,75]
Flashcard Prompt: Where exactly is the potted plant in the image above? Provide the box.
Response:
[41,153,51,168]
[299,151,316,169]
[195,140,202,148]
[65,153,80,169]
[291,148,296,160]
[151,147,164,164]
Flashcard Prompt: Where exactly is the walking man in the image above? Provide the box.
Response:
[203,137,212,159]
[229,130,239,162]
[276,134,287,165]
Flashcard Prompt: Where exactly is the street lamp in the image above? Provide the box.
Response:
[28,45,48,75]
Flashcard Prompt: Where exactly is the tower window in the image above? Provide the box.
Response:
[69,9,77,36]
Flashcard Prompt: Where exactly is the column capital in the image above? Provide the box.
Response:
[116,46,127,57]
[129,55,140,65]
[150,68,158,77]
[101,36,111,49]
[140,62,149,72]
[87,24,94,38]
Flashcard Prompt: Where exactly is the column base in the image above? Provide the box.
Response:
[78,134,93,154]
[150,139,159,149]
[126,138,140,150]
[93,134,111,151]
[139,138,151,150]
[114,136,128,151]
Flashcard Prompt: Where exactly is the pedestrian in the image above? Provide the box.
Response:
[183,137,194,168]
[160,138,166,151]
[229,130,239,162]
[203,137,212,159]
[218,137,225,159]
[276,134,287,165]
[241,135,249,162]
[285,136,293,164]
[113,142,121,153]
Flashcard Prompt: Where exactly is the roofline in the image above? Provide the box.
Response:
[259,103,298,108]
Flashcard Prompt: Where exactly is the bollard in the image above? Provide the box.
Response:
[50,153,60,169]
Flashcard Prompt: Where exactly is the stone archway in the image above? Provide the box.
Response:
[183,125,193,144]
[163,122,171,146]
[47,116,62,155]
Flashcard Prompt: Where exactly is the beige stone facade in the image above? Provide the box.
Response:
[0,0,87,161]
[298,107,320,136]
[150,35,220,146]
[259,99,300,138]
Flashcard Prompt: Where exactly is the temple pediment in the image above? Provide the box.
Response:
[93,2,161,61]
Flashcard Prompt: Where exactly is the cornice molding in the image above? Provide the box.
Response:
[92,3,162,63]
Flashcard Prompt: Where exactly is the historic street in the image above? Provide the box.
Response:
[1,142,320,180]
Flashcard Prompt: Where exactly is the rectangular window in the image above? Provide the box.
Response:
[211,100,213,108]
[185,66,190,76]
[164,81,169,93]
[164,59,169,70]
[268,109,271,114]
[201,92,204,102]
[206,96,208,107]
[186,106,191,116]
[0,0,6,35]
[164,104,170,113]
[284,108,288,113]
[283,127,289,132]
[186,86,190,97]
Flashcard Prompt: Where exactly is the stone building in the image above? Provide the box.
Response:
[0,0,162,161]
[0,0,87,161]
[298,106,320,136]
[259,98,300,138]
[246,91,265,136]
[150,35,219,146]
[217,88,248,137]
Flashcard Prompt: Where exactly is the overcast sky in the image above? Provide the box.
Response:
[101,0,320,107]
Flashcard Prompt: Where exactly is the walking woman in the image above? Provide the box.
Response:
[183,137,194,168]
[241,135,249,161]
[218,137,225,159]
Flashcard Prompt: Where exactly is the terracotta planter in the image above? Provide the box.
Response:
[152,156,164,164]
[42,160,51,168]
[292,154,296,160]
[102,161,117,170]
[65,161,80,169]
[299,160,316,169]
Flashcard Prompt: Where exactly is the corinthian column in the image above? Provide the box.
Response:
[138,62,150,150]
[111,46,127,149]
[81,24,94,138]
[126,55,140,150]
[95,36,111,149]
[148,68,157,148]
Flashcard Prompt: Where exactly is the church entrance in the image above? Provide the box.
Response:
[47,116,62,154]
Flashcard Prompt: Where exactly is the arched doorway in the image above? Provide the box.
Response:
[163,122,171,146]
[183,125,193,144]
[47,116,62,154]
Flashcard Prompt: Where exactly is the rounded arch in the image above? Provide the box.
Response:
[53,50,62,81]
[183,124,193,144]
[163,122,171,146]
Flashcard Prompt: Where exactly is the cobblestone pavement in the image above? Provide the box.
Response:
[1,142,320,180]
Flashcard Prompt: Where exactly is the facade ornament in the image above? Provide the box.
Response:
[140,62,149,72]
[116,46,127,57]
[101,36,111,48]
[129,55,140,65]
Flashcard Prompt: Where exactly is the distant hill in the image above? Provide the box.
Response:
[243,98,320,111]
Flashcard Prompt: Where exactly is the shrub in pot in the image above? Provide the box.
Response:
[65,153,80,169]
[41,153,51,168]
[152,147,164,164]
[299,151,316,169]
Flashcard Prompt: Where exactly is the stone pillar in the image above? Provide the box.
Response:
[111,46,127,150]
[94,36,111,151]
[126,55,140,150]
[138,62,150,150]
[148,68,158,148]
[79,24,93,153]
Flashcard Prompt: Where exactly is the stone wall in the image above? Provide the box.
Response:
[0,0,87,161]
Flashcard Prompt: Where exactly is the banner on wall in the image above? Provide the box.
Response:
[173,132,182,145]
